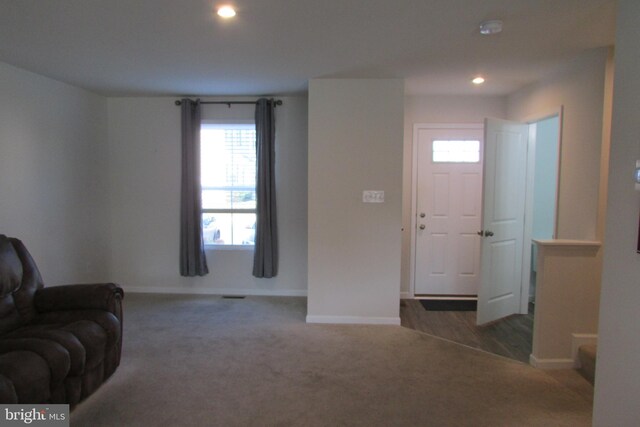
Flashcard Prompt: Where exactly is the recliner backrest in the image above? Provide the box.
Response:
[0,235,44,334]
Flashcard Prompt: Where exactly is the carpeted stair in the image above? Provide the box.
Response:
[577,344,597,385]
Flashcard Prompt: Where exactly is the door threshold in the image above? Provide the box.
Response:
[414,295,478,301]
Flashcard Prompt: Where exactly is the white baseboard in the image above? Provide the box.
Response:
[529,354,575,369]
[571,333,598,368]
[306,315,401,325]
[124,286,308,297]
[529,333,598,369]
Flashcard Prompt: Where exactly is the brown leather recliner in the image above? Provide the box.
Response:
[0,235,124,405]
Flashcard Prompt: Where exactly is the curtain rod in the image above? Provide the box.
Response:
[174,99,283,107]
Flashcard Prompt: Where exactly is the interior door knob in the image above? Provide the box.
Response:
[419,213,426,218]
[477,230,483,236]
[484,230,494,237]
[419,224,426,230]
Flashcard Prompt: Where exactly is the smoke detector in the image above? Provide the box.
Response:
[479,20,503,35]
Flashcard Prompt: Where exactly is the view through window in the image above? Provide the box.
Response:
[201,122,256,246]
[432,140,481,163]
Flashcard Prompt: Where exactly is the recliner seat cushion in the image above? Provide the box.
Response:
[0,338,69,384]
[60,321,106,370]
[0,351,51,403]
[0,374,17,403]
[5,325,86,375]
[6,319,109,376]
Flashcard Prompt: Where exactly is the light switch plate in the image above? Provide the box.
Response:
[363,190,385,203]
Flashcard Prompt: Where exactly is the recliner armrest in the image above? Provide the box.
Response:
[34,283,124,316]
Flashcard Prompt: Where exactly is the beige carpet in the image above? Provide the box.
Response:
[71,293,592,426]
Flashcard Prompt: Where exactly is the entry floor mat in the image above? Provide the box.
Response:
[419,299,477,311]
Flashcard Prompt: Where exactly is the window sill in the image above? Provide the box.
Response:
[204,244,255,252]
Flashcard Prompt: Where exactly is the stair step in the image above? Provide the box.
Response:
[577,344,597,385]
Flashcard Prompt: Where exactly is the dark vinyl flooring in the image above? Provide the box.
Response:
[400,299,534,363]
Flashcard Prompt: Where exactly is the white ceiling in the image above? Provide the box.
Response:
[0,0,616,97]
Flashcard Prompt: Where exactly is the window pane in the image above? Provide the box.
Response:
[432,140,480,163]
[231,190,256,209]
[202,189,230,210]
[202,213,222,245]
[201,125,256,190]
[202,213,255,246]
[202,189,256,210]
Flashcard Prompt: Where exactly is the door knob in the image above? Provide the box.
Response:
[477,230,483,236]
[419,224,426,230]
[484,230,494,237]
[419,213,426,218]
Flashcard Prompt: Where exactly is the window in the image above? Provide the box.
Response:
[201,122,256,246]
[432,140,481,163]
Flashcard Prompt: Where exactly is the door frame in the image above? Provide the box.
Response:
[519,106,564,312]
[410,123,484,298]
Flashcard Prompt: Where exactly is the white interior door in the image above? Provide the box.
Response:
[414,126,483,295]
[477,118,529,325]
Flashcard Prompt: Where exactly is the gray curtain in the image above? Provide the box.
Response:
[180,98,209,277]
[253,98,278,278]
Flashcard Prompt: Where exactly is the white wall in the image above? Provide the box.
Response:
[107,96,308,295]
[0,61,110,285]
[507,48,610,241]
[307,79,404,324]
[401,95,507,296]
[594,1,640,424]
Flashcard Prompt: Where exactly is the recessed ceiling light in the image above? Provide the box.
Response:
[217,5,236,18]
[479,20,503,35]
[472,77,485,85]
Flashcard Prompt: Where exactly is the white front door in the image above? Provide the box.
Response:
[414,126,483,295]
[477,118,529,325]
